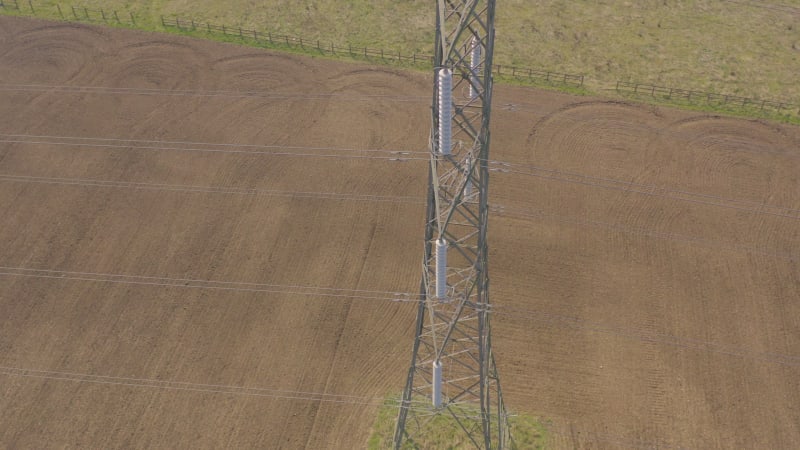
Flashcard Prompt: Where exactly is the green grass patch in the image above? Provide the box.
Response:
[2,1,799,125]
[367,397,548,450]
[3,0,798,101]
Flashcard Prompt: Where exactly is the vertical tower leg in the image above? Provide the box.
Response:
[394,1,510,448]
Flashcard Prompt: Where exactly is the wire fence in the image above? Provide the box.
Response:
[3,2,799,118]
[161,16,585,88]
[616,81,800,117]
[64,5,135,25]
[0,1,136,24]
[0,0,21,9]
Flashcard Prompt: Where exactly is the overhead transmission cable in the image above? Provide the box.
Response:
[1,266,799,367]
[1,84,799,159]
[0,174,796,261]
[2,133,799,221]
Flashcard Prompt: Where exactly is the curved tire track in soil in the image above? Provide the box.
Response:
[0,15,798,450]
[0,23,107,84]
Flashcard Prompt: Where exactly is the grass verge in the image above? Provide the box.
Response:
[1,1,798,125]
[367,397,548,450]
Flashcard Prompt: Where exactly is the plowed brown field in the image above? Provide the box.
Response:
[1,16,798,449]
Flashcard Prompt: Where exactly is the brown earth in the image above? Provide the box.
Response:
[0,16,799,449]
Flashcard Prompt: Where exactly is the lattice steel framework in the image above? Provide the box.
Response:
[394,1,510,448]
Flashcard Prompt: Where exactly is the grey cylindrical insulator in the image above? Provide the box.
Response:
[432,359,443,408]
[438,68,453,155]
[435,238,447,299]
[469,37,481,100]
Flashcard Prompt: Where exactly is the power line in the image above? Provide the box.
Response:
[3,133,798,221]
[0,266,418,304]
[492,204,799,261]
[0,173,795,261]
[0,174,424,204]
[0,366,437,411]
[489,306,800,368]
[0,133,429,156]
[1,265,798,368]
[487,161,800,221]
[0,364,685,448]
[0,136,428,162]
[1,83,798,160]
[0,83,431,102]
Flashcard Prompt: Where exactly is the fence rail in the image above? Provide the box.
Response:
[67,5,134,25]
[162,16,584,88]
[616,81,799,116]
[0,1,135,24]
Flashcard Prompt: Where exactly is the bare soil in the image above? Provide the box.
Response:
[0,16,798,449]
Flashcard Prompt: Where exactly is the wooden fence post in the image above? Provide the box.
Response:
[364,47,367,57]
[317,40,320,51]
[253,30,257,40]
[239,27,243,38]
[130,12,135,24]
[161,15,165,26]
[27,0,32,13]
[100,9,106,22]
[268,32,272,43]
[114,11,120,24]
[299,37,303,47]
[191,19,195,29]
[413,53,416,64]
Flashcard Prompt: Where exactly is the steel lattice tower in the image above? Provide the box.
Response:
[394,1,510,448]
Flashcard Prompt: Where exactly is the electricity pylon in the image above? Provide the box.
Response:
[393,1,511,448]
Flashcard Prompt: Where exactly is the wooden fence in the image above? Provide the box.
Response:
[0,1,135,24]
[162,16,584,88]
[0,0,21,9]
[65,5,135,25]
[616,81,799,116]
